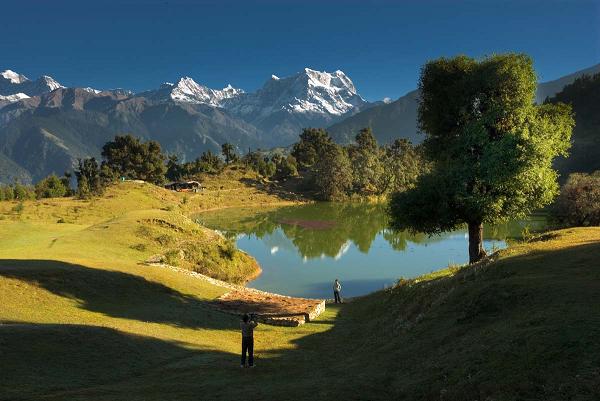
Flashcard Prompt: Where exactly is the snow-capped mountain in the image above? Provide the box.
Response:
[220,68,370,145]
[0,69,63,98]
[133,68,370,145]
[226,68,367,117]
[137,77,244,106]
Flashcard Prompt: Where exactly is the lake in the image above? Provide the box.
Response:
[195,203,547,299]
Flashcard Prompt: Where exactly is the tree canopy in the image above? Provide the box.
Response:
[101,134,166,184]
[389,53,574,263]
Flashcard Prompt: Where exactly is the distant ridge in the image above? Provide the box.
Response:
[0,63,598,184]
[536,63,600,103]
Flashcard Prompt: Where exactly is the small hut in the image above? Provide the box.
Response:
[164,180,204,193]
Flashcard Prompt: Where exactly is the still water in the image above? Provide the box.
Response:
[196,203,547,299]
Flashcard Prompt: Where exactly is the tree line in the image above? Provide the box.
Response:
[290,127,427,200]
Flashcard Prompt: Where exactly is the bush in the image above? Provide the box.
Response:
[553,171,600,226]
[13,183,35,200]
[164,249,182,266]
[220,240,237,260]
[0,185,14,201]
[35,174,69,199]
[12,202,24,214]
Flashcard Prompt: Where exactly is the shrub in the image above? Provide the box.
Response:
[130,243,147,252]
[220,240,237,260]
[13,183,35,200]
[552,171,600,226]
[35,174,69,199]
[12,202,24,214]
[164,249,181,266]
[156,234,174,246]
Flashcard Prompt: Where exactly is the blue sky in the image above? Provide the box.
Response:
[1,0,599,101]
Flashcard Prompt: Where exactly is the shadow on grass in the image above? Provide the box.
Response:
[2,238,600,400]
[0,259,234,330]
[0,322,234,401]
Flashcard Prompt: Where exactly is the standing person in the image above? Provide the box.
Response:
[240,313,258,368]
[333,279,342,303]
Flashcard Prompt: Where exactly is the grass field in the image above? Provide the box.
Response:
[1,176,599,400]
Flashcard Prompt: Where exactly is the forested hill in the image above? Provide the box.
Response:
[547,72,600,178]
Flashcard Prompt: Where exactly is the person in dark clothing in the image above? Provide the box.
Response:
[333,279,342,303]
[240,313,258,367]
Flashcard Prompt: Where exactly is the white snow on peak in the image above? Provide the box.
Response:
[83,87,102,94]
[1,69,29,84]
[169,77,243,106]
[0,92,30,102]
[383,97,392,104]
[40,75,64,91]
[225,67,366,118]
[142,76,244,106]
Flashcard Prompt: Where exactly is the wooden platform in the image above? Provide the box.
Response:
[147,261,326,326]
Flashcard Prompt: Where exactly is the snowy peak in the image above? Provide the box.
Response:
[1,69,28,84]
[227,67,367,118]
[140,76,244,106]
[0,93,30,102]
[0,69,64,97]
[39,75,64,91]
[302,68,357,95]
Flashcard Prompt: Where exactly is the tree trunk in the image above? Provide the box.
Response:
[468,221,487,264]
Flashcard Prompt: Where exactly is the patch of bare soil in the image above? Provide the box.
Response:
[210,290,325,327]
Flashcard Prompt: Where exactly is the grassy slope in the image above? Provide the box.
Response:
[1,177,599,400]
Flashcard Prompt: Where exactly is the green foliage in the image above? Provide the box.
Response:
[291,128,333,169]
[75,158,113,199]
[221,143,237,165]
[314,143,353,200]
[219,240,237,260]
[12,201,24,214]
[130,243,147,252]
[165,154,184,181]
[273,155,298,181]
[242,151,297,180]
[546,73,600,177]
[12,182,35,201]
[102,134,167,184]
[35,174,69,199]
[348,128,383,194]
[552,171,600,226]
[378,139,427,194]
[390,53,574,263]
[163,249,181,266]
[200,150,225,172]
[0,185,15,201]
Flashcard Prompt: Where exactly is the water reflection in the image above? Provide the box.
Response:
[196,203,544,260]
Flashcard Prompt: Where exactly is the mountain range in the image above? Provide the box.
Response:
[1,63,598,184]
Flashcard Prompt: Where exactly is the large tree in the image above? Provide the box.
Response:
[377,138,426,195]
[101,134,166,184]
[314,143,353,200]
[389,54,573,263]
[221,143,237,165]
[349,128,383,194]
[291,128,333,170]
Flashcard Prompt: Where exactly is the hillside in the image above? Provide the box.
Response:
[1,178,599,400]
[547,72,600,178]
[0,88,261,183]
[536,63,600,103]
[328,89,420,144]
[327,63,600,146]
